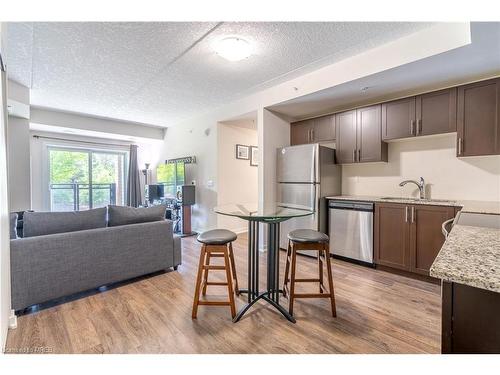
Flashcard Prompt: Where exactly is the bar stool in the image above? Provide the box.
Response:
[283,229,336,317]
[192,229,239,319]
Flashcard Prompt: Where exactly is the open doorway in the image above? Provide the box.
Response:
[217,116,258,233]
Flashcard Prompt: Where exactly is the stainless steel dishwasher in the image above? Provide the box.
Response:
[329,200,374,265]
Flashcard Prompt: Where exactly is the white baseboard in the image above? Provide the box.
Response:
[9,310,17,329]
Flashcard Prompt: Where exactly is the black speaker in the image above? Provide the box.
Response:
[178,185,195,206]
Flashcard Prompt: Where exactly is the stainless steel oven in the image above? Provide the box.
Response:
[329,200,374,265]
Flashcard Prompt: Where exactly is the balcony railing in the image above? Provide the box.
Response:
[50,183,117,211]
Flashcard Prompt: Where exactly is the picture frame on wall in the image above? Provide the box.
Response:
[235,144,250,160]
[250,146,258,167]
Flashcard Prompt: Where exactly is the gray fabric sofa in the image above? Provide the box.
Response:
[10,206,181,311]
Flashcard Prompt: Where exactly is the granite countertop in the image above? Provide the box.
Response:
[429,224,500,293]
[326,195,500,215]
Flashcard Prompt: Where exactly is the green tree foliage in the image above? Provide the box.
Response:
[49,149,125,210]
[157,162,185,197]
[50,150,89,183]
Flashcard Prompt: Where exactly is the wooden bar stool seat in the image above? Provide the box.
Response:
[192,229,239,319]
[283,229,337,318]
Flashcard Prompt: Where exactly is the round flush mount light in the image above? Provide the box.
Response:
[214,37,252,62]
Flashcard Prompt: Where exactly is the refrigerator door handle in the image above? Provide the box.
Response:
[313,144,318,183]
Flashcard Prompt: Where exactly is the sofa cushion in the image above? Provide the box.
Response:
[23,207,107,238]
[108,205,167,227]
[10,213,18,240]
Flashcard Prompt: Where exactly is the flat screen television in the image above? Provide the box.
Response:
[146,184,165,203]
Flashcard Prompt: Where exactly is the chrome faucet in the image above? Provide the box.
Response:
[399,177,426,199]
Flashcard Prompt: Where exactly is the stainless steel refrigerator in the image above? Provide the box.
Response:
[276,144,341,250]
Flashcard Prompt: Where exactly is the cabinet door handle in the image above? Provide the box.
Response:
[410,120,415,135]
[405,206,408,223]
[357,149,361,162]
[311,128,315,142]
[411,206,415,223]
[353,149,356,162]
[457,137,463,155]
[417,119,422,135]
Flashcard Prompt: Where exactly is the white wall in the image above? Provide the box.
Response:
[154,121,218,232]
[6,80,29,104]
[342,134,500,202]
[7,81,30,211]
[31,107,165,142]
[7,117,30,211]
[0,22,12,352]
[217,120,258,232]
[259,109,291,207]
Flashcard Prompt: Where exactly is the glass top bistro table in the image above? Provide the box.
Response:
[214,203,313,323]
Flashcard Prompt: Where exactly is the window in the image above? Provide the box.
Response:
[48,147,128,211]
[156,162,185,198]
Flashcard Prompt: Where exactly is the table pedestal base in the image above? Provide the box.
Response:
[234,290,295,323]
[234,220,295,323]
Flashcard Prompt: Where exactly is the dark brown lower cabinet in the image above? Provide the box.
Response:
[374,203,411,271]
[375,203,456,276]
[410,205,455,275]
[442,281,500,353]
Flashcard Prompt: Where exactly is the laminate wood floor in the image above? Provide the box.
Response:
[6,233,441,354]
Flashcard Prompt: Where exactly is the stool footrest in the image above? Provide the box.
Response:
[203,265,226,270]
[197,301,232,306]
[292,293,332,298]
[294,278,321,283]
[204,281,228,286]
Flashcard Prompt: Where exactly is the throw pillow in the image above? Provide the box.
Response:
[23,207,107,237]
[107,205,167,227]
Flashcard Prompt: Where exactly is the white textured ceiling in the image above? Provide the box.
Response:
[269,22,500,120]
[6,22,435,127]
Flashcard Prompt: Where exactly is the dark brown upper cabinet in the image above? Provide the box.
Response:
[356,105,387,163]
[290,77,499,156]
[313,115,336,142]
[336,105,387,164]
[457,77,500,157]
[290,119,313,145]
[381,97,416,140]
[290,114,335,145]
[382,88,457,140]
[416,88,457,136]
[335,110,357,163]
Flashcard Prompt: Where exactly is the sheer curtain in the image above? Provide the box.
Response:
[126,144,142,207]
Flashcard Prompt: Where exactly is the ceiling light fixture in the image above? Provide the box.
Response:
[214,37,252,62]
